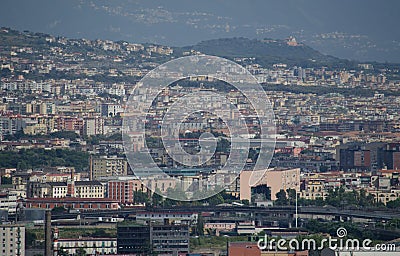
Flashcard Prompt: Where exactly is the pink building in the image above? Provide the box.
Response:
[240,168,300,201]
[108,179,146,204]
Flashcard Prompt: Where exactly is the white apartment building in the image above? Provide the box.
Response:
[0,192,17,215]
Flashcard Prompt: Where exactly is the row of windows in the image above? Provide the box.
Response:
[0,201,17,204]
[0,236,21,242]
[53,187,103,190]
[141,214,191,218]
[0,205,17,208]
[77,188,103,192]
[31,203,112,208]
[2,249,18,254]
[56,241,116,247]
[205,224,234,228]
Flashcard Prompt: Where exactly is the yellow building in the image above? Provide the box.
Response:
[300,179,327,200]
[367,189,400,205]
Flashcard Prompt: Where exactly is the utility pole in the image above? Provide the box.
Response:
[295,190,298,228]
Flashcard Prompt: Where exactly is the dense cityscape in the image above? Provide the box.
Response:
[0,13,400,256]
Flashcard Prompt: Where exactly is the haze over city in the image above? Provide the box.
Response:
[0,1,400,256]
[1,0,400,62]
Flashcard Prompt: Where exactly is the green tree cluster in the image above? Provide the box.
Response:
[274,187,376,208]
[0,149,89,171]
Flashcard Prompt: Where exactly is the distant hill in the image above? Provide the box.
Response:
[0,28,377,72]
[181,37,358,68]
[1,1,400,62]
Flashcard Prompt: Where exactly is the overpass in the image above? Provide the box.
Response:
[50,205,400,223]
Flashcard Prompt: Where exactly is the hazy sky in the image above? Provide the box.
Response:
[1,0,399,61]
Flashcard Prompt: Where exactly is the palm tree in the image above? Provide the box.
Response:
[76,248,87,256]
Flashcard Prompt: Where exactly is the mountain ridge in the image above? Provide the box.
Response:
[0,27,395,72]
[1,0,399,62]
[181,37,358,68]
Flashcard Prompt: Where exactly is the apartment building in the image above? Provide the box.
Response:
[90,156,128,180]
[0,224,25,256]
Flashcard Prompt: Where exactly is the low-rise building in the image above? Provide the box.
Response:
[53,232,117,255]
[136,211,198,225]
[28,181,104,198]
[367,189,400,205]
[117,221,190,256]
[300,179,327,200]
[24,197,119,210]
[204,222,236,236]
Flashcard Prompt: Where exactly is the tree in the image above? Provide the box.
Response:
[208,194,224,206]
[1,176,12,185]
[92,229,108,238]
[319,165,329,172]
[25,230,37,247]
[152,188,164,207]
[76,248,87,256]
[195,213,205,236]
[275,189,288,206]
[325,187,374,208]
[51,206,67,214]
[216,138,231,153]
[0,148,89,171]
[166,187,187,201]
[286,188,297,206]
[220,190,238,203]
[57,247,69,256]
[107,133,122,141]
[50,131,80,140]
[325,187,345,207]
[387,198,400,209]
[241,199,250,205]
[315,197,325,206]
[358,189,374,207]
[133,191,150,205]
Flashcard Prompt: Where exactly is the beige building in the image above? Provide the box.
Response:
[240,168,300,201]
[84,117,104,136]
[75,181,104,198]
[0,224,25,256]
[144,177,177,194]
[90,156,128,180]
[367,189,400,205]
[29,170,81,183]
[23,123,47,135]
[28,181,104,199]
[48,182,67,198]
[204,222,236,236]
[300,179,327,200]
